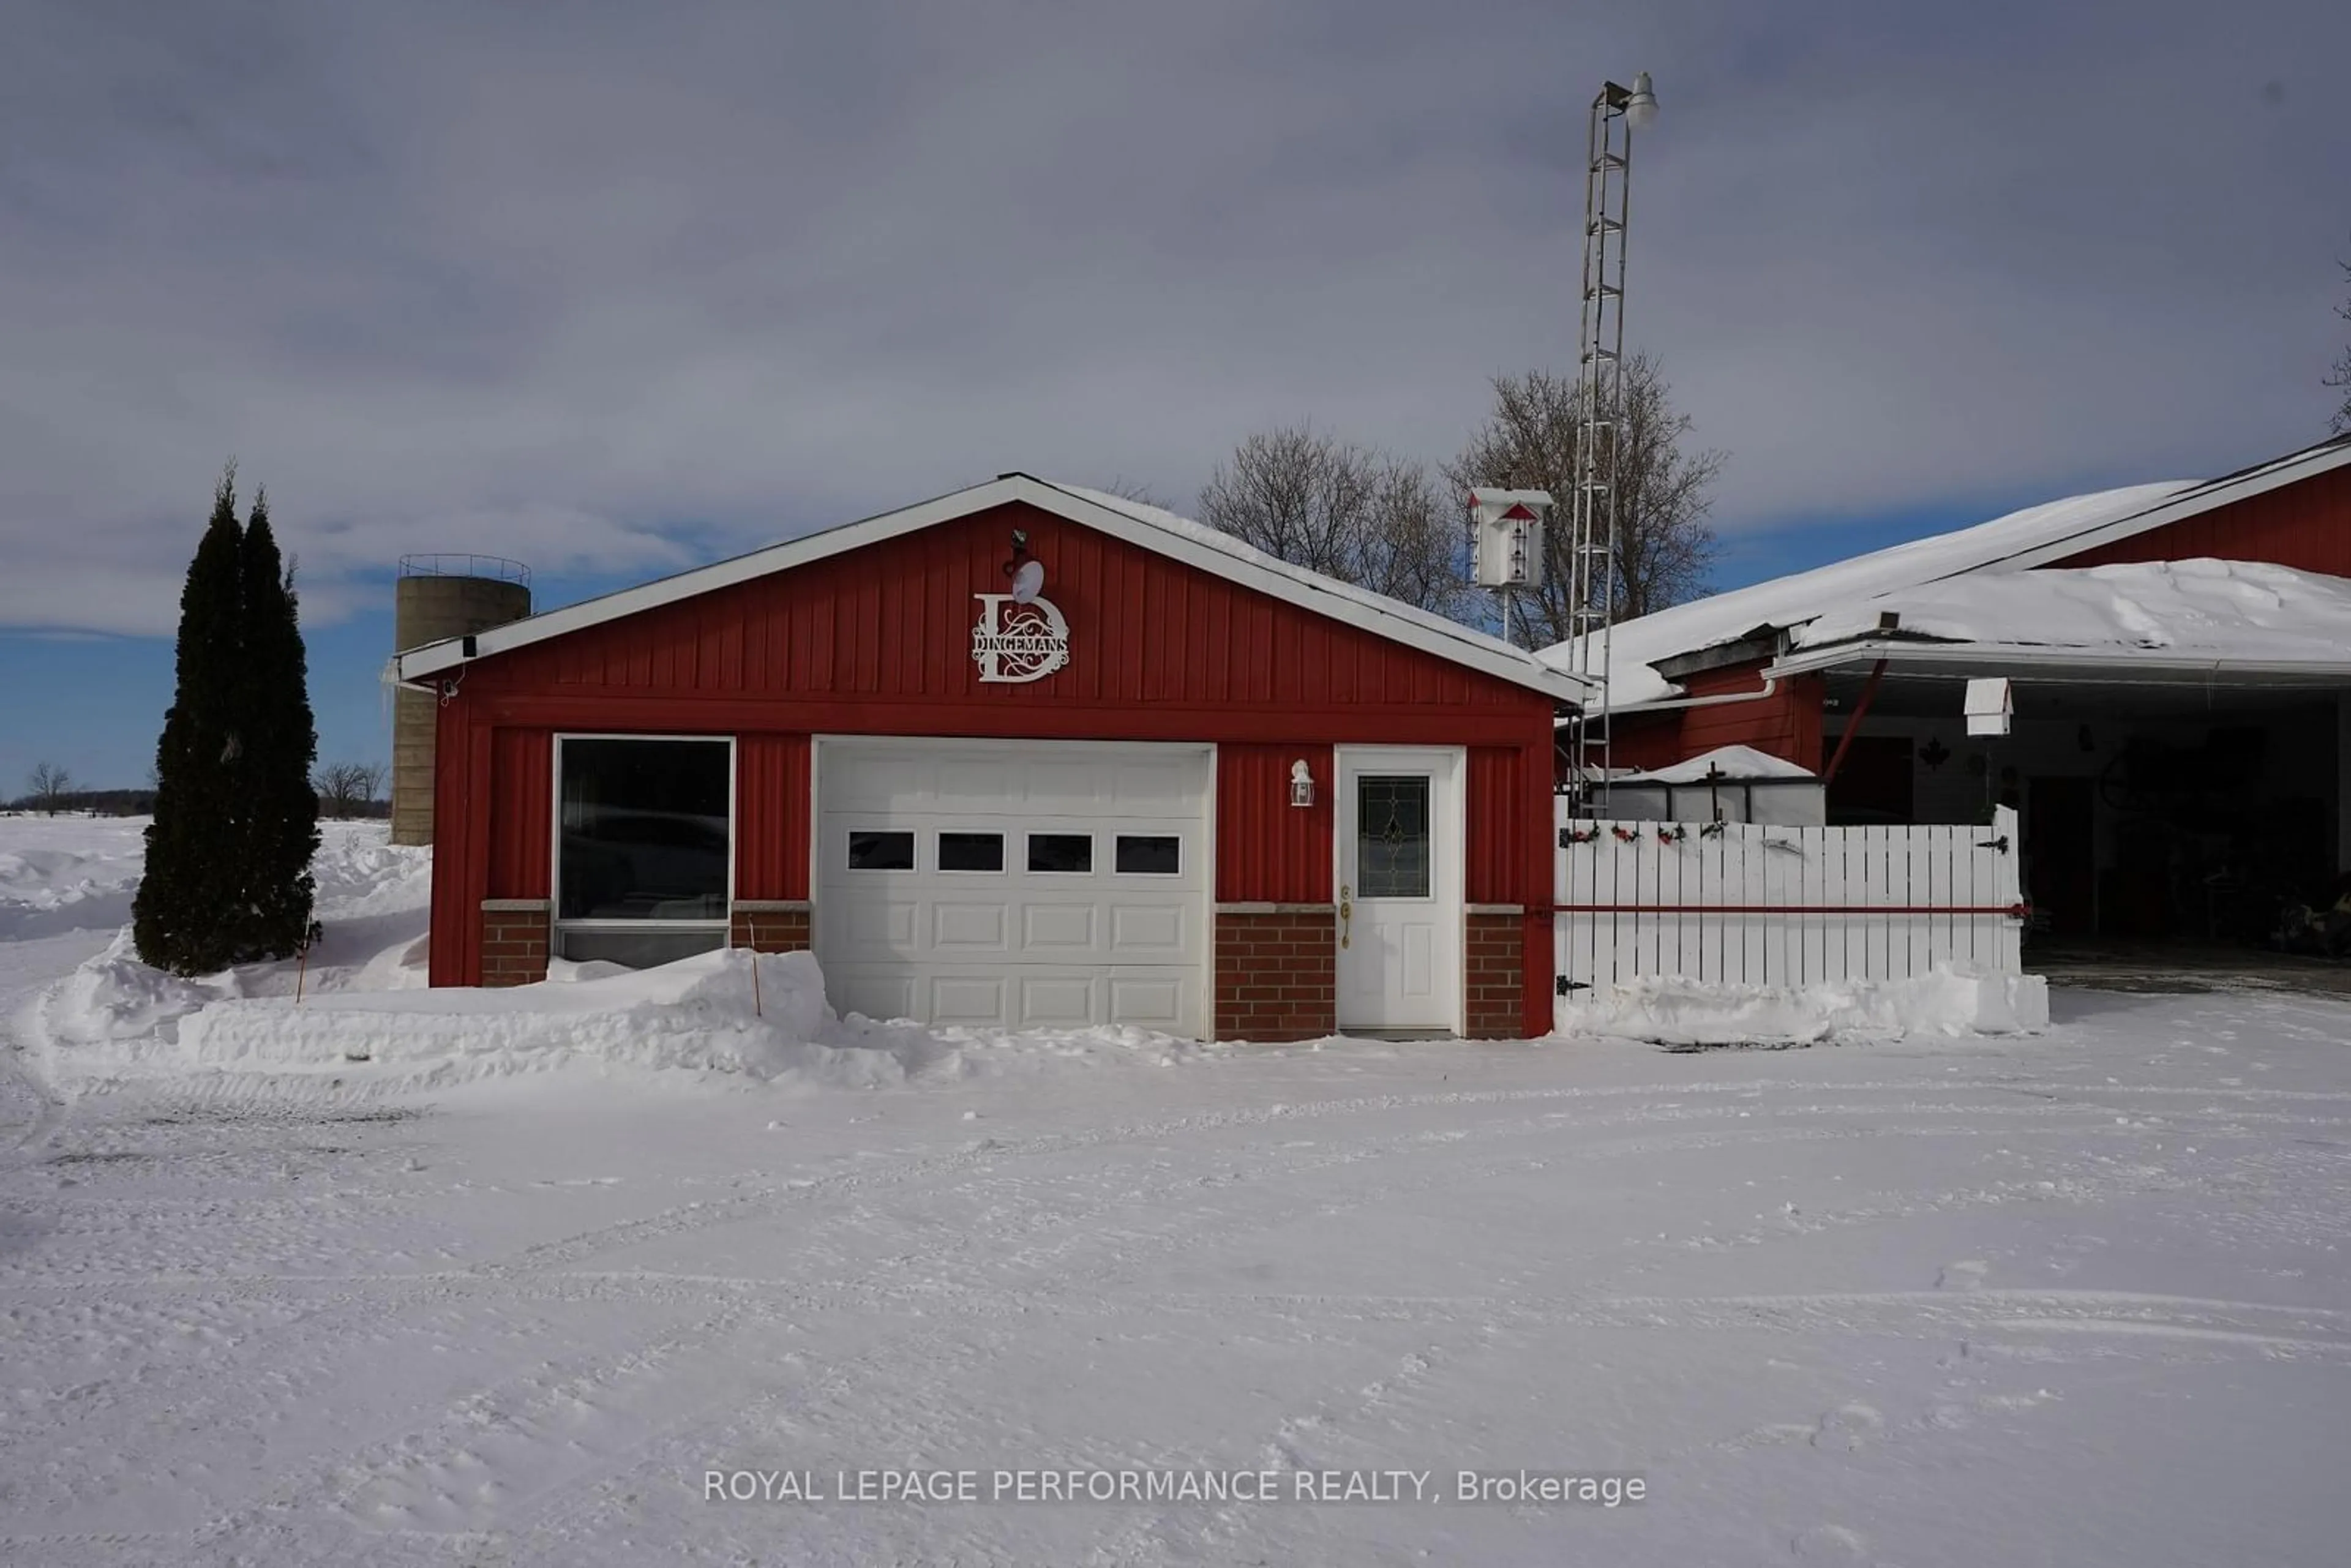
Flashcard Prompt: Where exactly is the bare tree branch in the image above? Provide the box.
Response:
[313,761,387,819]
[1442,356,1725,643]
[1198,427,1470,618]
[2327,250,2351,435]
[28,762,75,816]
[1090,475,1170,509]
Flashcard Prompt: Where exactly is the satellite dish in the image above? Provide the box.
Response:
[1010,558,1046,604]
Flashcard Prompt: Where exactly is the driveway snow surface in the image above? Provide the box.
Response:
[3,819,2349,1566]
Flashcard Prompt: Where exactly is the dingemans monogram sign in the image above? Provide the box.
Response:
[971,593,1070,683]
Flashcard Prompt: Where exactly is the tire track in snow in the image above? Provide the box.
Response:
[14,1067,2350,1561]
[330,1101,1752,1564]
[0,1093,2282,1484]
[430,1117,2351,1566]
[463,1076,2351,1280]
[167,1099,1626,1561]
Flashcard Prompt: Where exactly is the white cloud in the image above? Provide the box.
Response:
[1,0,2344,637]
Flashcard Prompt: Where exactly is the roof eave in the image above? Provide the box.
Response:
[1767,638,2351,685]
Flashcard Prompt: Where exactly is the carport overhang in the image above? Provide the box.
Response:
[1785,639,2351,887]
[1764,638,2351,692]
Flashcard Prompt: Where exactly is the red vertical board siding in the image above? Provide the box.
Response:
[1217,743,1333,902]
[735,733,812,900]
[1518,733,1557,1035]
[1466,746,1524,906]
[1468,741,1558,1035]
[427,701,493,988]
[427,699,469,986]
[477,503,1534,731]
[486,728,551,899]
[1600,658,1824,773]
[2050,462,2351,576]
[1584,661,1826,776]
[1603,715,1686,772]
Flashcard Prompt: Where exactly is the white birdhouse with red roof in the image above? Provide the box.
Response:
[1468,487,1552,589]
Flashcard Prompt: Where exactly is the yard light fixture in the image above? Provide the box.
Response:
[1002,528,1047,604]
[1289,759,1315,808]
[1623,70,1659,129]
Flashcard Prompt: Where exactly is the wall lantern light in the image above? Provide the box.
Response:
[1289,760,1315,808]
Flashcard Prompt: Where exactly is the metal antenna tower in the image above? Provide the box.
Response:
[1565,71,1655,812]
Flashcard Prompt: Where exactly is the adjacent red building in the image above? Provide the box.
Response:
[1583,433,2351,941]
[396,476,1584,1040]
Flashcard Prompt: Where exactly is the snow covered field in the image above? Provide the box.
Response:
[4,817,2350,1565]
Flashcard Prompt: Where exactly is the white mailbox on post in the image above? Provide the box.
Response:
[1964,677,2013,737]
[1468,487,1553,589]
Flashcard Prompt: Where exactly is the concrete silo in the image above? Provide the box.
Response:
[391,555,531,845]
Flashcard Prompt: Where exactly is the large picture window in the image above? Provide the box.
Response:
[555,736,732,965]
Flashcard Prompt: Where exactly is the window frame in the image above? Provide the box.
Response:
[846,828,919,872]
[936,830,1008,874]
[549,733,737,955]
[1352,773,1434,901]
[1024,831,1097,876]
[1113,833,1185,877]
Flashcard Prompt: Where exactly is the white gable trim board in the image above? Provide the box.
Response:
[395,475,1588,702]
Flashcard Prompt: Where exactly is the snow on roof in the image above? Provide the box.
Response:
[1616,744,1817,784]
[1544,482,2189,706]
[1791,558,2351,667]
[1554,432,2351,708]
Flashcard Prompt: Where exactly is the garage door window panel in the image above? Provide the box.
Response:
[553,736,732,966]
[1027,833,1093,874]
[939,831,1005,872]
[848,830,915,871]
[1115,835,1182,876]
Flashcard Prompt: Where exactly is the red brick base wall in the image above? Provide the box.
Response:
[1215,905,1337,1042]
[730,902,813,953]
[480,899,550,988]
[1465,908,1526,1039]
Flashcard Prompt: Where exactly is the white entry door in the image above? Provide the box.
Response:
[816,740,1210,1037]
[1335,746,1463,1033]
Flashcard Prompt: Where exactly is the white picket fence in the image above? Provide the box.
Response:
[1554,803,2026,1019]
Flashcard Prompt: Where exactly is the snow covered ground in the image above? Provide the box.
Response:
[3,817,2350,1565]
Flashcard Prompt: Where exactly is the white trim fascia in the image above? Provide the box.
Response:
[395,476,1590,702]
[1965,437,2351,577]
[1766,639,2351,685]
[1202,741,1220,1040]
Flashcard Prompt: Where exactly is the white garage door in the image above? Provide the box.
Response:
[816,740,1210,1036]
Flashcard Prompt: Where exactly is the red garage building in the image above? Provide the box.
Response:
[394,476,1585,1041]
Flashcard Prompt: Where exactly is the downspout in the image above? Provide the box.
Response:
[1819,659,1889,786]
[1595,674,1779,718]
[1564,676,1787,801]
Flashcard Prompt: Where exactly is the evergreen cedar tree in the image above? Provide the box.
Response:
[132,471,320,977]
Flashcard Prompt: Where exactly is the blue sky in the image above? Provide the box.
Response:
[2,0,2346,789]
